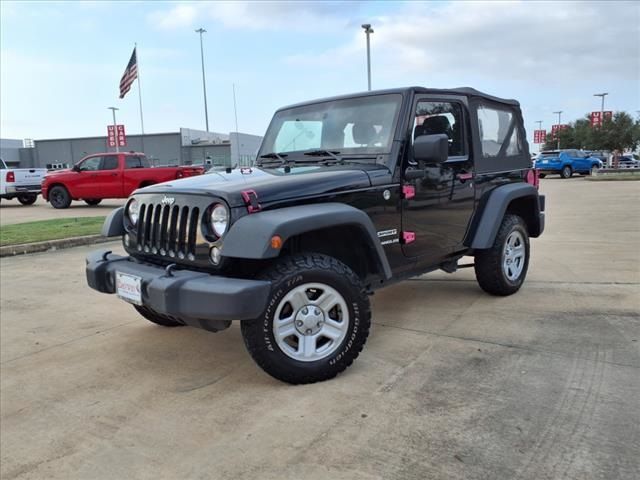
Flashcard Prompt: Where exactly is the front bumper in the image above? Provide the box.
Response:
[86,250,271,328]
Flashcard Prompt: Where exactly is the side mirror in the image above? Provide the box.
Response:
[72,164,81,172]
[413,134,449,164]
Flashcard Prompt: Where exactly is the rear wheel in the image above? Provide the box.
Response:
[474,214,530,296]
[49,185,71,209]
[17,194,37,205]
[560,165,573,179]
[84,199,102,206]
[133,305,184,327]
[241,253,371,384]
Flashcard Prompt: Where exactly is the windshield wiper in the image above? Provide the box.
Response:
[257,152,288,167]
[302,150,342,163]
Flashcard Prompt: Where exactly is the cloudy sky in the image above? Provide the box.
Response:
[1,0,639,148]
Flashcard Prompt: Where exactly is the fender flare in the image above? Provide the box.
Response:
[466,183,542,249]
[221,203,392,279]
[102,207,125,237]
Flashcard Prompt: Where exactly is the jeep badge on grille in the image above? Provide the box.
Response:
[161,196,175,206]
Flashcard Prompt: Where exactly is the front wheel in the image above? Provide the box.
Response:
[474,214,530,296]
[49,185,71,209]
[84,199,102,206]
[17,194,37,205]
[241,254,371,384]
[560,165,573,179]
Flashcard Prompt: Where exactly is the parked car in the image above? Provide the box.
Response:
[41,152,205,209]
[535,149,603,178]
[86,87,545,384]
[617,156,640,168]
[0,158,47,205]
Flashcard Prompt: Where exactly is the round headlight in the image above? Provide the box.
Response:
[210,203,229,237]
[127,198,140,226]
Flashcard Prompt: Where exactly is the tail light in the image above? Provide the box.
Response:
[525,169,539,190]
[6,171,15,183]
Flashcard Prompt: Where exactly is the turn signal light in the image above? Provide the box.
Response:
[270,235,283,249]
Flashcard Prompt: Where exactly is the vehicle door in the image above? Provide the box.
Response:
[73,155,120,199]
[569,150,585,171]
[122,155,149,196]
[401,95,475,261]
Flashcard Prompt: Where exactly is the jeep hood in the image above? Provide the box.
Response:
[140,164,388,207]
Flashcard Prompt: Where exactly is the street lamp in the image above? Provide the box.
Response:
[593,92,608,126]
[108,106,119,153]
[195,28,210,132]
[361,24,374,91]
[553,111,562,149]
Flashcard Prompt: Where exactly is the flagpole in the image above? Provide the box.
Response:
[135,43,145,153]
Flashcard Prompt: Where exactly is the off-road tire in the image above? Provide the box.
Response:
[17,194,37,205]
[560,165,572,179]
[49,185,72,209]
[474,214,530,296]
[241,253,371,384]
[84,199,102,206]
[133,305,184,327]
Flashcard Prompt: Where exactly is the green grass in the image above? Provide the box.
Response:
[0,216,106,246]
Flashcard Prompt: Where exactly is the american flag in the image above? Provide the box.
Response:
[119,48,138,99]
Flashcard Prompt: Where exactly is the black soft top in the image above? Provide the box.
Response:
[279,86,520,111]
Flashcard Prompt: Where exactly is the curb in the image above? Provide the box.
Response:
[0,235,116,258]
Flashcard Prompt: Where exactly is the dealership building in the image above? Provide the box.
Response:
[3,128,263,170]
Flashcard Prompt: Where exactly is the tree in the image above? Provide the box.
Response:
[542,112,640,152]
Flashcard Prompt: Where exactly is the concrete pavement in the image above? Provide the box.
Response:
[0,197,125,226]
[1,178,639,479]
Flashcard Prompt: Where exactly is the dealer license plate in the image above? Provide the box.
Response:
[116,272,142,305]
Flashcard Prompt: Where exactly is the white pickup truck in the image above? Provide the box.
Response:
[0,158,48,205]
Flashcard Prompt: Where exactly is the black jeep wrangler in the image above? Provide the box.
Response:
[87,87,545,384]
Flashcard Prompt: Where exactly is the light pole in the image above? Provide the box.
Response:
[361,24,374,91]
[536,120,543,151]
[195,28,210,132]
[108,106,119,153]
[553,111,562,149]
[593,92,608,126]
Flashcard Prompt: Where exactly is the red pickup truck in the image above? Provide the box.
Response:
[42,152,205,209]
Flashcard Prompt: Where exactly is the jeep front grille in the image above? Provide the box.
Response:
[136,202,200,260]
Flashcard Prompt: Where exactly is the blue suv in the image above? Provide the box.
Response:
[535,150,603,178]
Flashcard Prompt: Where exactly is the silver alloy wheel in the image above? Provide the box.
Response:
[272,283,349,362]
[502,231,526,281]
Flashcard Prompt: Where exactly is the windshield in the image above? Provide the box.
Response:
[259,94,402,160]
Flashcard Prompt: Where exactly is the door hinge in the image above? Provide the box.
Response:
[401,231,416,244]
[402,185,416,200]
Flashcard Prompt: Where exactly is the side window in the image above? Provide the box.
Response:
[101,156,119,170]
[126,156,151,168]
[477,105,519,157]
[413,101,465,157]
[79,157,101,171]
